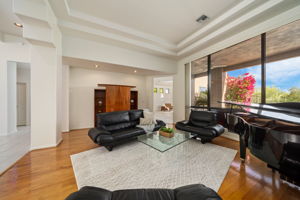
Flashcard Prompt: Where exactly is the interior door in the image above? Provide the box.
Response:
[17,83,27,126]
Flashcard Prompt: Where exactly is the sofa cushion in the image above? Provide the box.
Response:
[97,111,130,127]
[129,109,144,121]
[175,184,221,200]
[189,110,217,127]
[111,127,145,141]
[104,121,137,132]
[175,122,220,137]
[112,189,174,200]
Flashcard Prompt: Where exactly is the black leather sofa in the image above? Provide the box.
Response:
[175,110,224,144]
[65,184,222,200]
[88,109,165,151]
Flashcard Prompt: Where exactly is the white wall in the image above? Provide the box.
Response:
[69,67,149,130]
[62,35,177,74]
[7,61,17,134]
[17,66,31,126]
[0,37,30,136]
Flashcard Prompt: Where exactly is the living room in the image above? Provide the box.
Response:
[1,0,300,199]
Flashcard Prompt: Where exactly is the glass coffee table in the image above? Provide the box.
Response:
[137,129,192,152]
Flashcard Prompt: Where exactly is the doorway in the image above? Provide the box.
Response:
[153,76,173,124]
[17,83,27,126]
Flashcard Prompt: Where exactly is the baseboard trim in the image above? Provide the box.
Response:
[1,138,64,176]
[30,138,63,151]
[0,151,30,176]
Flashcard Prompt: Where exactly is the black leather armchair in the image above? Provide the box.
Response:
[175,110,224,144]
[65,184,222,200]
[88,110,166,151]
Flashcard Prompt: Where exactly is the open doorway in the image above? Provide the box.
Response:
[17,83,27,126]
[16,63,31,129]
[0,62,31,174]
[153,76,173,124]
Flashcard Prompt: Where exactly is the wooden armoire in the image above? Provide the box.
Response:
[94,84,138,125]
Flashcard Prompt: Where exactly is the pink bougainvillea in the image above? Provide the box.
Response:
[225,73,256,104]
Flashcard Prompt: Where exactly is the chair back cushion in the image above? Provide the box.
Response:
[96,110,144,131]
[189,110,217,127]
[96,111,131,131]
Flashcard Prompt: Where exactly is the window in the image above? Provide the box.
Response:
[210,36,261,107]
[188,19,300,109]
[266,20,300,103]
[191,57,208,107]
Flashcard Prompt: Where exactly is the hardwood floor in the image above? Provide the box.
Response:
[0,129,299,200]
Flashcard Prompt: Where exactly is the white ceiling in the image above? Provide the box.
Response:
[66,0,238,44]
[0,0,23,36]
[49,0,300,57]
[2,0,299,59]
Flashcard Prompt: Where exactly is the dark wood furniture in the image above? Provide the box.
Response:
[94,84,138,126]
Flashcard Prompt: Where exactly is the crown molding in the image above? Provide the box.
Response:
[57,0,291,58]
[63,0,176,50]
[59,20,177,56]
[177,0,255,49]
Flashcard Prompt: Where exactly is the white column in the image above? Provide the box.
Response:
[30,45,59,149]
[7,61,17,134]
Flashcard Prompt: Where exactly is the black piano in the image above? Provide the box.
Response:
[222,101,300,186]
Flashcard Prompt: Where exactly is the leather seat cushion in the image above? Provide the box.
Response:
[189,110,217,127]
[97,111,130,126]
[129,109,144,121]
[111,127,145,141]
[176,122,217,137]
[104,122,136,132]
[112,189,174,200]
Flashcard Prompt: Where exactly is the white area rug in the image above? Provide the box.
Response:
[71,140,236,192]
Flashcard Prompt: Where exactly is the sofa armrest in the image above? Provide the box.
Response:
[88,128,111,144]
[156,119,166,127]
[178,120,189,125]
[207,124,225,136]
[174,184,222,200]
[153,120,166,131]
[65,186,112,200]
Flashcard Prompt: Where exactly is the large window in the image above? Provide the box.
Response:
[189,19,300,108]
[211,36,261,107]
[266,20,300,103]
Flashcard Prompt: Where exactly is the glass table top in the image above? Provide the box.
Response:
[137,129,192,152]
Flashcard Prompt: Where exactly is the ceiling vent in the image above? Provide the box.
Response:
[196,15,208,23]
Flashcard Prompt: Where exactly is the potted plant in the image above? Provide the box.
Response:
[159,126,174,138]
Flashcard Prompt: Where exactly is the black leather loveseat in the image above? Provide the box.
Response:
[176,110,224,144]
[88,110,165,151]
[65,184,222,200]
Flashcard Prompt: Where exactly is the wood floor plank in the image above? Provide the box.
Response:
[0,129,299,200]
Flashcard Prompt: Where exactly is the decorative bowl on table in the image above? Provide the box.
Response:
[159,127,174,138]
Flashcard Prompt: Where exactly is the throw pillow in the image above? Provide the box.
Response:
[143,111,155,123]
[139,117,153,125]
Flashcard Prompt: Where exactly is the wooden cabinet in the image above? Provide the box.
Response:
[94,84,138,126]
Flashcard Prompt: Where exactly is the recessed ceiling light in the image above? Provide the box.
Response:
[134,70,137,73]
[14,23,23,28]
